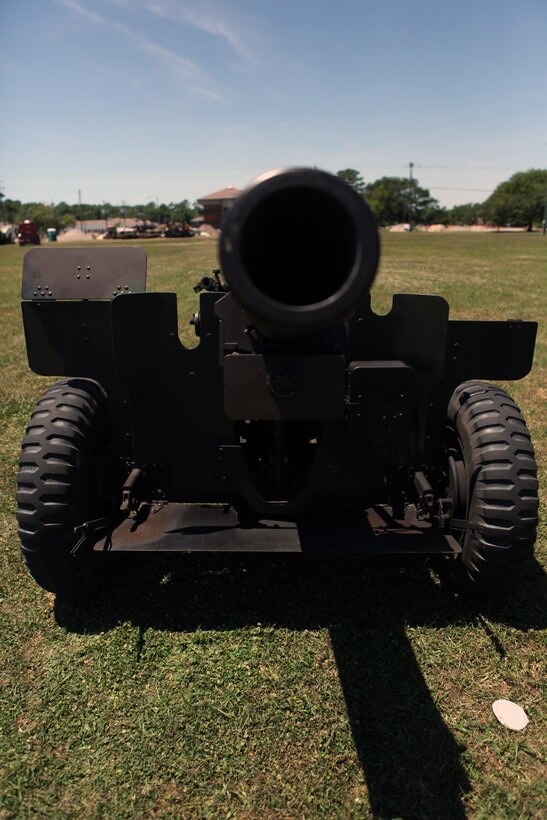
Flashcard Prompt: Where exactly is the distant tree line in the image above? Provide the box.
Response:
[336,168,547,230]
[2,168,546,233]
[0,197,200,233]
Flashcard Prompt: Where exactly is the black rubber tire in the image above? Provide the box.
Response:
[447,381,538,595]
[16,379,116,596]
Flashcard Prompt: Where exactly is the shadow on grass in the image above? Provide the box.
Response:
[55,553,546,818]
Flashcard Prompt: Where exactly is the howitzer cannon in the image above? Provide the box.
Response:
[16,168,538,597]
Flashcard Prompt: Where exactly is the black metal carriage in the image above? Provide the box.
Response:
[16,168,538,596]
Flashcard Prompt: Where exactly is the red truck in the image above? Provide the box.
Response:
[17,220,41,246]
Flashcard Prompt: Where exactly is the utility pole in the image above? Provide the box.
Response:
[78,189,86,233]
[408,162,415,231]
[543,188,547,235]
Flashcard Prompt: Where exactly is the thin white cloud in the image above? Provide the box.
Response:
[152,1,256,63]
[105,0,256,64]
[57,0,223,101]
[46,25,71,43]
[58,0,105,26]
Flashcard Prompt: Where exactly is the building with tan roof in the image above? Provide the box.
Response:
[197,186,240,229]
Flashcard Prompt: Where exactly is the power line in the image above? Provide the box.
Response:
[429,186,494,192]
[419,164,516,170]
[361,164,517,171]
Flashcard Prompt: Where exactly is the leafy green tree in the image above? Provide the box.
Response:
[448,202,482,225]
[170,200,197,223]
[156,203,172,224]
[2,199,22,223]
[365,176,440,226]
[21,203,75,233]
[81,203,103,220]
[55,201,72,216]
[21,203,52,232]
[420,203,449,225]
[143,201,159,222]
[365,177,404,225]
[482,169,547,231]
[336,168,366,194]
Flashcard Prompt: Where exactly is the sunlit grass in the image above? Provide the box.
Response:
[0,233,545,818]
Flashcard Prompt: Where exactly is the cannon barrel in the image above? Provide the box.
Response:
[219,167,380,337]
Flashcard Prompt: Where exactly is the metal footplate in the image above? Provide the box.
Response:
[94,504,461,554]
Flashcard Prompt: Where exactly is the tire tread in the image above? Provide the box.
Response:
[448,380,538,593]
[15,379,110,595]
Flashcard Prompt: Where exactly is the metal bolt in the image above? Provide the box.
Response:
[77,274,81,279]
[124,285,129,290]
[188,371,196,377]
[33,291,37,296]
[77,265,81,271]
[87,266,91,270]
[86,274,90,279]
[205,332,212,339]
[117,285,121,290]
[357,317,364,325]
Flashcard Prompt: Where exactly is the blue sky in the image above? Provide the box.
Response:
[1,0,546,208]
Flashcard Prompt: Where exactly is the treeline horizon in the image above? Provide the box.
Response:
[1,167,546,233]
[336,167,547,231]
[0,198,200,233]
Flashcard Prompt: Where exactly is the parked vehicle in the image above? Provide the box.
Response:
[115,226,138,239]
[163,224,193,238]
[0,224,17,244]
[17,220,40,245]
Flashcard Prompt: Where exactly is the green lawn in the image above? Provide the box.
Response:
[1,233,545,818]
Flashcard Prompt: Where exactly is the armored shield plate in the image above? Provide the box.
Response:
[22,247,147,300]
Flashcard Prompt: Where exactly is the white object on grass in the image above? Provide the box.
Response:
[492,699,529,731]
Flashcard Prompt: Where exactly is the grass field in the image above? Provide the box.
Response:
[1,233,545,818]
